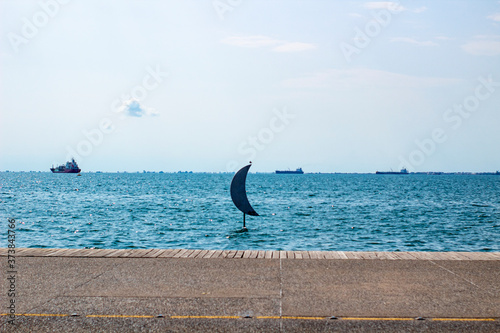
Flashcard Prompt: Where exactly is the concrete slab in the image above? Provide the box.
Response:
[281,259,500,318]
[65,258,280,298]
[30,296,280,317]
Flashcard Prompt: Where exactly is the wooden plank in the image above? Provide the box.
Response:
[108,249,131,257]
[364,252,378,259]
[381,252,399,260]
[210,250,224,258]
[271,251,280,259]
[392,252,416,260]
[348,252,365,259]
[158,249,180,258]
[145,249,165,258]
[328,252,340,259]
[257,251,266,259]
[249,250,259,259]
[91,249,118,257]
[286,251,295,259]
[15,248,41,256]
[279,251,287,259]
[181,250,195,258]
[173,249,190,258]
[17,248,46,256]
[58,249,87,257]
[225,250,236,258]
[486,252,500,260]
[319,251,331,259]
[40,248,66,256]
[242,250,252,259]
[186,250,201,258]
[294,251,303,259]
[300,251,310,259]
[336,251,347,259]
[202,250,216,258]
[234,250,245,258]
[124,249,150,258]
[264,251,273,259]
[45,248,71,256]
[104,249,126,257]
[194,250,208,258]
[76,249,98,257]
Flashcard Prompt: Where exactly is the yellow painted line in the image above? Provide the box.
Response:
[282,316,325,320]
[20,313,69,317]
[341,317,414,321]
[0,313,497,322]
[432,318,496,322]
[87,314,155,318]
[171,315,240,319]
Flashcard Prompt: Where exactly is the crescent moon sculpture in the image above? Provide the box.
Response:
[230,163,259,228]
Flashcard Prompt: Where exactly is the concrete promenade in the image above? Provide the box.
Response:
[1,248,499,332]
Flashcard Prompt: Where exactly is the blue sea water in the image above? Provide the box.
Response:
[1,172,499,252]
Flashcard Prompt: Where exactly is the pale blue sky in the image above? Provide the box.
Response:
[1,0,499,172]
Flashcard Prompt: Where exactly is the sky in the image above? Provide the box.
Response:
[1,0,500,173]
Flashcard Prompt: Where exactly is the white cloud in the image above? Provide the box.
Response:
[221,35,315,53]
[281,68,462,90]
[362,2,406,13]
[273,42,316,52]
[462,35,500,56]
[117,98,158,117]
[349,12,364,18]
[487,13,500,21]
[390,37,438,46]
[221,36,281,48]
[413,6,427,13]
[435,36,455,41]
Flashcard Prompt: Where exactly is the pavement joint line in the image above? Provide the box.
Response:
[22,257,132,315]
[429,260,497,297]
[1,314,497,321]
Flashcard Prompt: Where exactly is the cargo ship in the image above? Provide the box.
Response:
[276,168,304,174]
[50,158,81,173]
[376,168,409,175]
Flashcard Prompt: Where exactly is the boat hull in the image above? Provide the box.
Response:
[50,168,81,173]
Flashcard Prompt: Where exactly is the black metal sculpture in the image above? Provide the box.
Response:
[230,163,259,229]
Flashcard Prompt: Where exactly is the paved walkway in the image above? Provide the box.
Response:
[1,249,499,332]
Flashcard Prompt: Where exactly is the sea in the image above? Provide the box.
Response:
[1,172,499,252]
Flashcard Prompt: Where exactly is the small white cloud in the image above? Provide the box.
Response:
[487,13,500,21]
[363,2,406,13]
[273,42,316,52]
[435,36,455,41]
[391,37,438,46]
[221,36,281,48]
[413,6,427,13]
[349,12,364,18]
[117,98,158,117]
[221,35,315,53]
[462,36,500,56]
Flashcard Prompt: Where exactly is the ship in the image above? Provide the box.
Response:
[50,158,81,173]
[376,168,409,175]
[276,168,304,174]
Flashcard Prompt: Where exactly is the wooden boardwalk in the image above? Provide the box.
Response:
[1,248,499,260]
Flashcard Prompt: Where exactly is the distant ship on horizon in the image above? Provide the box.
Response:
[50,158,81,173]
[376,168,409,175]
[276,168,304,174]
